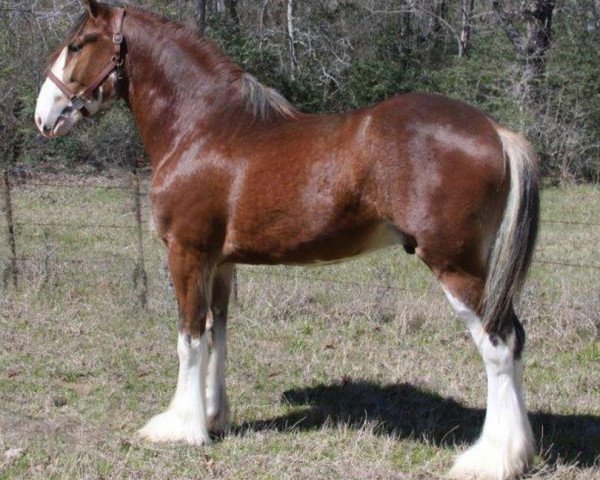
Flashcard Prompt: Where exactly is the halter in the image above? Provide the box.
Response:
[48,8,126,117]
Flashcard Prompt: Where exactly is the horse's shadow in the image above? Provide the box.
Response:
[235,380,600,467]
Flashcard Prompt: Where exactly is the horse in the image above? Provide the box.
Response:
[35,1,539,479]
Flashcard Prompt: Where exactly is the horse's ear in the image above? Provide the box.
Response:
[81,0,99,18]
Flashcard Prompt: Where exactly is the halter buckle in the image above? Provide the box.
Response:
[113,33,123,45]
[71,96,86,111]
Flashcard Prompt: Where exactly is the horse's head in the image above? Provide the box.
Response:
[35,0,125,138]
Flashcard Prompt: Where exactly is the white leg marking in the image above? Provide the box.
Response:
[206,312,229,433]
[138,332,210,445]
[443,288,534,480]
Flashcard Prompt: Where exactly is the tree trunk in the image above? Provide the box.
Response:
[195,0,206,33]
[593,0,600,31]
[458,0,475,57]
[259,0,271,35]
[429,0,447,62]
[432,0,447,36]
[286,0,298,80]
[399,9,412,69]
[225,0,239,24]
[492,0,556,104]
[522,0,556,97]
[214,0,225,15]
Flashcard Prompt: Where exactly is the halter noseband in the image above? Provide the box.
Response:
[48,8,126,117]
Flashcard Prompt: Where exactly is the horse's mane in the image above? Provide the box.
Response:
[239,73,298,120]
[46,0,298,120]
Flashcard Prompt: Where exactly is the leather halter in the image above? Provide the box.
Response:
[48,8,126,117]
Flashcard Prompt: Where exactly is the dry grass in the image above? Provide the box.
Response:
[0,177,599,479]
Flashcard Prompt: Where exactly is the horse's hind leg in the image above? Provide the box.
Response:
[440,271,534,480]
[138,242,214,445]
[206,264,234,435]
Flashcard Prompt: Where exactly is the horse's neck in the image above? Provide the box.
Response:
[123,11,244,166]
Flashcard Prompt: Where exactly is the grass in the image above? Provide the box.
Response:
[0,174,599,479]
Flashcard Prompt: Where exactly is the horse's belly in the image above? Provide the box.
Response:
[224,222,407,266]
[303,223,406,266]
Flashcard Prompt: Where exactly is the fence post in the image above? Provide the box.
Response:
[42,229,53,289]
[231,267,238,305]
[132,159,148,309]
[11,99,25,166]
[2,170,18,290]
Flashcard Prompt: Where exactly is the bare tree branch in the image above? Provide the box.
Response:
[365,3,464,56]
[259,0,270,35]
[492,0,525,53]
[286,0,298,80]
[458,0,475,57]
[225,0,239,24]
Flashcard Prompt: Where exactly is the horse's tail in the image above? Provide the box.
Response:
[482,127,540,334]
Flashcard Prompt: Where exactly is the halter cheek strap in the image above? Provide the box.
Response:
[48,8,126,117]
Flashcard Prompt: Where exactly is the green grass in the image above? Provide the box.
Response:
[0,177,599,479]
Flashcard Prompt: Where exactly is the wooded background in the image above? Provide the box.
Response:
[1,0,598,181]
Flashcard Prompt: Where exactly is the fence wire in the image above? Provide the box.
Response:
[2,170,599,300]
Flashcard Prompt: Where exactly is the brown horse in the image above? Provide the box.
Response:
[35,1,539,479]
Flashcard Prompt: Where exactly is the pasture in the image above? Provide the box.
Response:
[1,172,599,479]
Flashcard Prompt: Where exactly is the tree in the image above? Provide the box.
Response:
[286,0,298,80]
[225,0,239,24]
[195,0,206,33]
[0,0,597,180]
[492,0,557,104]
[458,0,474,57]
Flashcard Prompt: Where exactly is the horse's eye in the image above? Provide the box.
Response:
[68,44,82,53]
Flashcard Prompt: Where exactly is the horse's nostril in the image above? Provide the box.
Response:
[38,119,54,135]
[35,115,51,135]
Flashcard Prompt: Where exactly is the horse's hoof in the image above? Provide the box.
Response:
[448,438,533,480]
[207,416,228,439]
[207,402,230,438]
[137,409,210,446]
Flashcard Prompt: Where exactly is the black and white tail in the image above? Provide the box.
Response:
[483,127,540,334]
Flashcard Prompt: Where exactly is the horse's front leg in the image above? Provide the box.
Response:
[206,264,235,435]
[138,242,215,445]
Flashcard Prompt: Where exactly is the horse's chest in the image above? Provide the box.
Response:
[149,180,224,246]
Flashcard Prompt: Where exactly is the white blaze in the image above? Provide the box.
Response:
[35,47,107,137]
[35,48,71,133]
